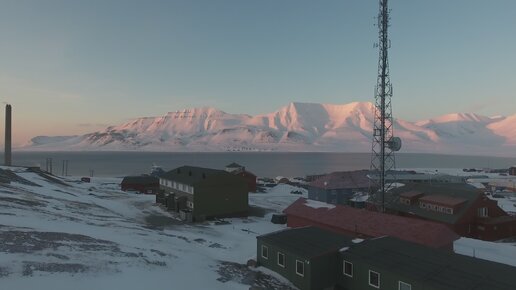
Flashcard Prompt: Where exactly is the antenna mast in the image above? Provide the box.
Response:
[370,0,401,211]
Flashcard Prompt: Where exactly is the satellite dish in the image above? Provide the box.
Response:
[388,137,402,151]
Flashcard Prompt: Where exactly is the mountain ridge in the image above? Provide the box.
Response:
[21,101,516,156]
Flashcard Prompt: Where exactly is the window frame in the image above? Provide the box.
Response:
[399,281,412,290]
[261,245,268,260]
[478,207,488,217]
[295,260,304,277]
[277,252,285,268]
[368,270,380,288]
[343,260,353,277]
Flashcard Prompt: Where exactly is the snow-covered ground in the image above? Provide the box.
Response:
[454,238,516,267]
[0,167,306,290]
[1,166,515,289]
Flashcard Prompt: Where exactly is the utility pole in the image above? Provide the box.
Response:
[370,0,401,211]
[4,104,12,166]
[46,158,53,174]
[61,160,69,176]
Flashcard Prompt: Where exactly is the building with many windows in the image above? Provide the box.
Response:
[158,166,248,222]
[338,236,516,290]
[256,226,354,290]
[385,183,516,241]
[256,227,516,290]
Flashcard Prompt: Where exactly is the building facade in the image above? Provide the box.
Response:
[257,228,516,290]
[158,166,248,222]
[224,163,257,192]
[386,183,516,241]
[256,227,354,290]
[337,236,516,290]
[307,170,370,206]
[121,175,159,194]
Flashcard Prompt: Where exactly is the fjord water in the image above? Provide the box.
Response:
[7,152,516,178]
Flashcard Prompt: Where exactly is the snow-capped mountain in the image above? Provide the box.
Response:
[22,102,516,155]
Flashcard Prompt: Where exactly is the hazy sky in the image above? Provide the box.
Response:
[1,0,515,145]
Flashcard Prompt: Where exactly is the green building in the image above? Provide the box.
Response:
[339,236,516,290]
[159,166,248,222]
[257,227,516,290]
[256,226,354,290]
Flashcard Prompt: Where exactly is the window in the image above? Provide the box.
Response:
[277,252,285,268]
[399,281,411,290]
[369,270,380,288]
[400,198,410,205]
[261,245,268,259]
[343,260,353,277]
[295,260,304,277]
[478,207,488,217]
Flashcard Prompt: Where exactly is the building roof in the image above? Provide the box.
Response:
[257,226,354,258]
[399,191,424,198]
[226,162,243,168]
[341,236,516,290]
[237,170,257,178]
[121,175,158,184]
[418,195,468,207]
[386,183,482,224]
[161,166,239,185]
[284,198,458,249]
[309,170,370,190]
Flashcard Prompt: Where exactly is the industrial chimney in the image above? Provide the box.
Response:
[5,104,12,166]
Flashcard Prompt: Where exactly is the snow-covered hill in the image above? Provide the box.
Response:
[0,166,515,289]
[22,102,516,155]
[0,166,305,289]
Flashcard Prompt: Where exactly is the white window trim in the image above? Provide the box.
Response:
[295,260,304,277]
[369,270,380,288]
[343,260,353,277]
[399,281,412,290]
[277,252,285,268]
[261,245,268,259]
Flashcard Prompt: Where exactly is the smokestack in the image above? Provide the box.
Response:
[5,104,12,166]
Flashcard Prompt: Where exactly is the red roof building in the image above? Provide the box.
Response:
[387,183,516,241]
[224,162,257,192]
[235,170,257,192]
[284,198,459,250]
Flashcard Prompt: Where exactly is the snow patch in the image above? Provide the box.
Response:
[304,199,336,209]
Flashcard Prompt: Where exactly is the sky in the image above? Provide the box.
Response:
[0,0,515,145]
